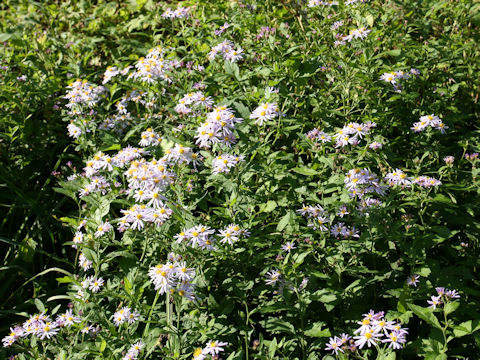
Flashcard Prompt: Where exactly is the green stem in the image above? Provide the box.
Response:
[442,306,449,352]
[244,301,250,359]
[143,289,160,337]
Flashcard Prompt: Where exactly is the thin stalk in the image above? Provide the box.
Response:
[143,289,160,337]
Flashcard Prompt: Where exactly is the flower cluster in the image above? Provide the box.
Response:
[64,79,106,109]
[384,168,412,187]
[99,113,136,135]
[113,307,140,326]
[249,102,281,126]
[122,341,144,360]
[443,155,454,165]
[308,0,338,7]
[380,68,420,92]
[414,176,442,188]
[124,157,174,193]
[174,225,216,250]
[334,122,376,147]
[427,287,460,309]
[344,168,387,197]
[218,224,250,244]
[67,122,82,139]
[2,310,83,347]
[214,22,230,36]
[114,90,150,116]
[119,204,172,231]
[79,252,93,270]
[305,128,332,144]
[211,154,244,175]
[127,47,178,83]
[79,175,111,197]
[465,152,479,161]
[112,146,147,168]
[326,310,408,355]
[83,152,114,177]
[193,340,228,360]
[102,66,120,84]
[81,276,105,293]
[207,40,244,62]
[335,27,371,46]
[306,122,376,148]
[175,91,214,114]
[195,106,243,148]
[161,6,191,19]
[139,128,162,147]
[175,224,250,249]
[148,260,196,299]
[411,114,448,133]
[331,20,344,30]
[345,0,368,4]
[256,26,276,40]
[384,169,441,188]
[296,203,362,237]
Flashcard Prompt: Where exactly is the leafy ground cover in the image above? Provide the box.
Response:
[1,0,480,359]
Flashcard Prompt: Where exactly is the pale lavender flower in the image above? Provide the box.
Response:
[443,155,454,165]
[427,295,442,309]
[407,274,420,287]
[325,336,343,355]
[281,242,296,252]
[265,269,281,286]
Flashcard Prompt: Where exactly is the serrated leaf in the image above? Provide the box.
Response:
[453,320,480,338]
[408,303,442,329]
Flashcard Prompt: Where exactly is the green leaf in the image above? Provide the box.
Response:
[387,49,401,56]
[266,319,296,334]
[276,212,291,231]
[257,67,272,77]
[56,276,75,284]
[417,267,431,277]
[100,339,107,352]
[453,320,480,338]
[124,277,133,295]
[377,352,396,360]
[304,322,331,338]
[233,101,251,120]
[260,200,277,213]
[34,298,45,313]
[366,14,374,27]
[54,187,77,201]
[408,304,442,329]
[268,338,278,358]
[102,144,121,151]
[46,295,72,302]
[444,301,459,315]
[292,167,318,176]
